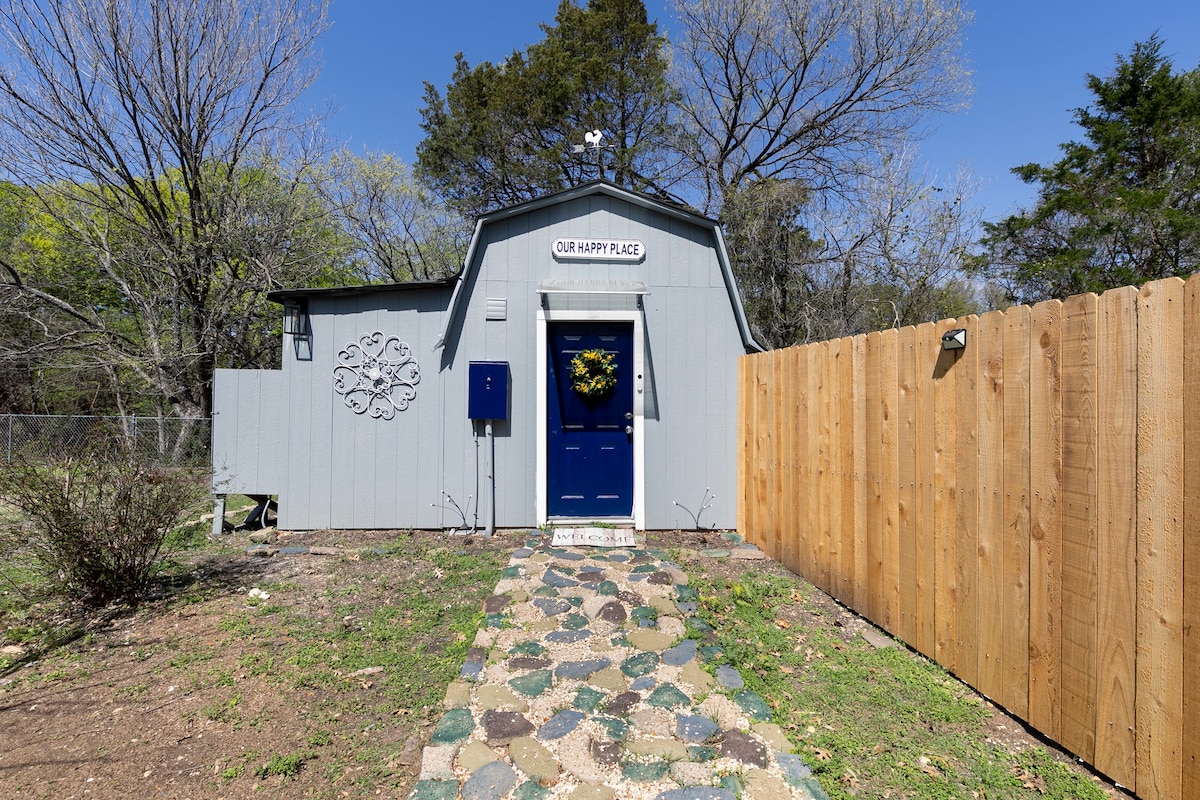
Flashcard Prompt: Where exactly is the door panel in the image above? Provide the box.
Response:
[547,321,634,517]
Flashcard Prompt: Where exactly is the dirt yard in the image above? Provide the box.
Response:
[0,529,1129,800]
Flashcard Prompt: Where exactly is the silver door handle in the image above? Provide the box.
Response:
[625,412,633,420]
[625,425,633,435]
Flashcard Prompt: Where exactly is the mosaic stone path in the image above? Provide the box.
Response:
[409,535,831,800]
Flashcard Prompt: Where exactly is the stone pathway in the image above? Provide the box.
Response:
[409,534,831,800]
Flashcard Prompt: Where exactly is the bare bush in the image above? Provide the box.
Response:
[0,445,205,607]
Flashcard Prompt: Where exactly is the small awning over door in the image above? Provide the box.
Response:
[536,279,648,296]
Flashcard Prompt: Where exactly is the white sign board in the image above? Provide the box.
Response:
[552,237,645,261]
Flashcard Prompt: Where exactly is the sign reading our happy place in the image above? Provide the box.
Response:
[552,237,645,261]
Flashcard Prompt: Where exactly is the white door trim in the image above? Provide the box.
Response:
[536,309,645,530]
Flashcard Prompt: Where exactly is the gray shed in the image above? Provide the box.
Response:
[211,181,762,532]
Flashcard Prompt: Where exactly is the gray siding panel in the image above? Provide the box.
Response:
[212,369,285,495]
[231,188,744,531]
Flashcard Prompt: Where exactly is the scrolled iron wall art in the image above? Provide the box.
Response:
[332,332,420,420]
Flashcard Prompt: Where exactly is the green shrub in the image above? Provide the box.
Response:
[0,446,205,607]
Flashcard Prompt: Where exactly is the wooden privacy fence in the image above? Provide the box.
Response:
[737,275,1198,800]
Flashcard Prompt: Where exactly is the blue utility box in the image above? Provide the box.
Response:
[468,361,509,420]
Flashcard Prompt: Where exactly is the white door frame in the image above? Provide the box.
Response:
[536,309,645,530]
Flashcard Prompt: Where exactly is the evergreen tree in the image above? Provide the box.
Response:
[416,0,679,219]
[976,36,1200,302]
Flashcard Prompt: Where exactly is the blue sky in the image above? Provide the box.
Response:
[307,1,1200,224]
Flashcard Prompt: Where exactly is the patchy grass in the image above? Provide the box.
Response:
[685,569,1113,800]
[0,529,507,799]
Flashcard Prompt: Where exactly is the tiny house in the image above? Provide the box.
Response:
[211,181,761,532]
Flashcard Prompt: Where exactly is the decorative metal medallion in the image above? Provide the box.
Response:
[332,332,420,419]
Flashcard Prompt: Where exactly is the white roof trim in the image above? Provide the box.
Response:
[434,182,764,353]
[536,279,648,296]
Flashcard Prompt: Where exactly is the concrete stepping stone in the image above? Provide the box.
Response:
[419,745,457,780]
[561,612,589,630]
[622,760,670,781]
[676,713,721,743]
[592,715,629,740]
[649,596,679,616]
[647,570,673,585]
[508,656,552,670]
[532,597,572,616]
[679,661,714,694]
[714,665,743,689]
[483,595,510,613]
[542,569,579,588]
[602,690,641,717]
[555,658,610,680]
[597,580,619,595]
[629,676,657,691]
[626,736,689,761]
[481,709,535,745]
[573,686,606,712]
[508,669,553,698]
[753,722,792,751]
[508,736,560,784]
[742,767,793,799]
[662,639,697,665]
[545,629,591,644]
[456,740,499,771]
[617,589,644,605]
[734,689,772,721]
[533,586,560,597]
[597,601,627,624]
[511,547,534,559]
[627,629,675,651]
[653,789,735,800]
[700,548,731,558]
[509,641,547,657]
[537,709,585,740]
[430,708,474,745]
[590,738,622,765]
[513,781,549,799]
[444,681,471,708]
[571,786,615,800]
[645,683,690,709]
[462,759,517,800]
[718,729,768,767]
[621,651,660,677]
[776,752,813,784]
[587,666,627,691]
[410,779,459,800]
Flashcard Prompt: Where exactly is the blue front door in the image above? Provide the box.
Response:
[547,321,634,518]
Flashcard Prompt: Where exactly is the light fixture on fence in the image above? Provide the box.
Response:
[941,328,967,350]
[283,298,308,336]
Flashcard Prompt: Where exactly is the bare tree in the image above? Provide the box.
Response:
[319,149,472,284]
[670,0,972,211]
[0,0,332,419]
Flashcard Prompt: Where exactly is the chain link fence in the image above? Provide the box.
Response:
[1,415,210,466]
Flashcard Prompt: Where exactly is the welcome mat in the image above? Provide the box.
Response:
[549,526,636,547]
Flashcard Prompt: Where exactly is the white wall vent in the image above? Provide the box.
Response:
[485,298,507,321]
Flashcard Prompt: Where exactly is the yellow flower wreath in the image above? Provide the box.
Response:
[569,348,617,399]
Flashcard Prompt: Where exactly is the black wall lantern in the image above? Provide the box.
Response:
[283,298,308,336]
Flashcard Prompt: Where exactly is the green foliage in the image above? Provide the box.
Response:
[975,36,1200,302]
[255,750,313,779]
[0,441,207,606]
[417,0,679,218]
